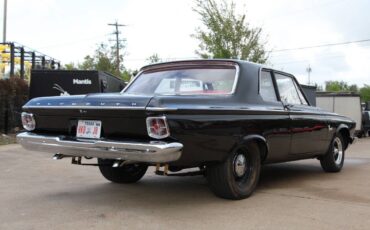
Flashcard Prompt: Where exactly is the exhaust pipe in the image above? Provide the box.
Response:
[52,153,64,160]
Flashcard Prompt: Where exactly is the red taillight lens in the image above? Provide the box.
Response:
[146,116,170,139]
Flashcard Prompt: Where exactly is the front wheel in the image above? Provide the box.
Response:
[206,143,261,200]
[320,133,345,172]
[98,159,148,183]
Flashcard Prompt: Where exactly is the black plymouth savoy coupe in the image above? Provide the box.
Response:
[17,60,356,200]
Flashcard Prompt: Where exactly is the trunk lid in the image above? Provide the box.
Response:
[23,93,153,140]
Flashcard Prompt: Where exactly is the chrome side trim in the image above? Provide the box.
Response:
[22,105,146,110]
[146,107,178,111]
[17,132,183,163]
[24,105,177,112]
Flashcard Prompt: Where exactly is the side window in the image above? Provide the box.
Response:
[275,74,302,105]
[295,83,308,105]
[260,71,277,102]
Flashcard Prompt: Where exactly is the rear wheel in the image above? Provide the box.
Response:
[98,159,148,183]
[206,143,261,200]
[320,133,345,172]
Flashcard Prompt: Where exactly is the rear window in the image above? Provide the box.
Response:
[123,66,237,96]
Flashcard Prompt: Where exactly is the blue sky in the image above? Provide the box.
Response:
[4,0,370,87]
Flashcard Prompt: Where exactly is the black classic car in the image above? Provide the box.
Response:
[17,60,356,200]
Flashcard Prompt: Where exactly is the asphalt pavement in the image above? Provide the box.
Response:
[1,139,370,230]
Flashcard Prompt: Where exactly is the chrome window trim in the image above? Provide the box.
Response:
[121,62,240,96]
[230,63,240,95]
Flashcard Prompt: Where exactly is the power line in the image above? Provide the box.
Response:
[272,44,370,65]
[87,37,370,66]
[108,21,126,74]
[270,38,370,53]
[123,39,370,62]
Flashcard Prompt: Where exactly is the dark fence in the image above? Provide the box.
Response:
[0,77,29,134]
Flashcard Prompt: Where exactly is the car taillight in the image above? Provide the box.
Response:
[21,112,36,131]
[146,116,170,139]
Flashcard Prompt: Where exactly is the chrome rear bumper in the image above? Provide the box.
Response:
[16,132,183,163]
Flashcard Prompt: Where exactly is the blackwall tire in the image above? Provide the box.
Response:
[320,133,345,173]
[98,159,148,183]
[206,142,261,200]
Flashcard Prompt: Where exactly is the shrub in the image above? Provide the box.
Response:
[0,77,29,134]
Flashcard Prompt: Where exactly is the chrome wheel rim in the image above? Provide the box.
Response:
[333,137,343,165]
[234,153,247,178]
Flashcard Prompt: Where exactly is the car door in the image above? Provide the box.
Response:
[274,73,329,157]
[259,70,291,162]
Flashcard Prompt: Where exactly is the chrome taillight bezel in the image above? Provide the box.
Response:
[21,112,36,131]
[146,116,170,139]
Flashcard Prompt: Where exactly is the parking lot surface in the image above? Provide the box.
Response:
[1,139,370,230]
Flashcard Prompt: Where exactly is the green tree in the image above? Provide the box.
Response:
[325,81,347,92]
[146,53,162,64]
[325,81,358,93]
[314,83,324,92]
[121,69,137,82]
[360,85,370,102]
[79,44,116,73]
[78,43,127,79]
[78,55,95,70]
[64,62,77,70]
[349,84,359,93]
[192,0,268,63]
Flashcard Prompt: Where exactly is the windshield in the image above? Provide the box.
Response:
[123,66,237,96]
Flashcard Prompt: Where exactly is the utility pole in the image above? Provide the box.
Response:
[306,64,312,85]
[108,21,126,75]
[3,0,7,43]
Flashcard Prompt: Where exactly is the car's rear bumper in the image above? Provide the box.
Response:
[16,132,183,163]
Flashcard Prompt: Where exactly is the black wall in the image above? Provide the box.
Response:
[29,70,126,99]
